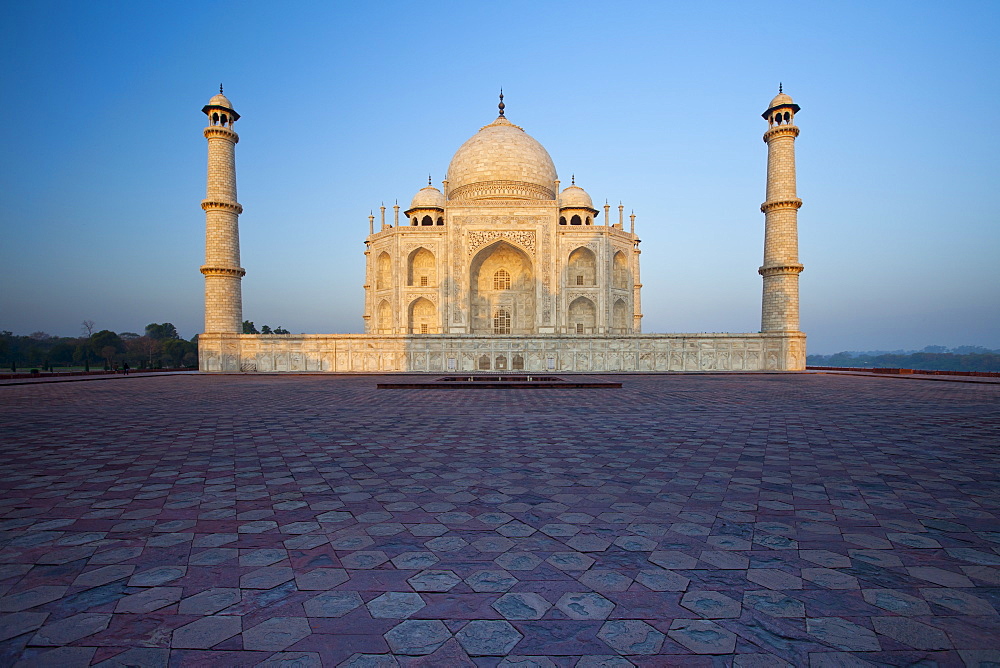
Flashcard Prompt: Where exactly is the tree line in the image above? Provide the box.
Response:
[242,321,290,335]
[808,346,1000,372]
[1,321,198,371]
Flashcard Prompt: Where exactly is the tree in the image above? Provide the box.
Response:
[260,325,272,335]
[120,331,141,341]
[161,338,194,368]
[273,326,290,335]
[91,330,124,356]
[81,320,96,338]
[129,336,161,368]
[145,323,179,340]
[243,320,259,334]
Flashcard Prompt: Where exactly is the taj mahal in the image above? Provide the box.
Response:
[197,88,806,373]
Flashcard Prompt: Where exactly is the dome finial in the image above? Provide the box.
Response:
[498,88,505,117]
[220,83,224,94]
[428,174,432,186]
[779,82,783,94]
[571,174,575,186]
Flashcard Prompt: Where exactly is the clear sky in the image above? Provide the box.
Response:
[1,0,998,354]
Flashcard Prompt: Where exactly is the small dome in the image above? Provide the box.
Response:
[446,116,558,201]
[768,91,794,109]
[208,93,233,109]
[560,185,594,209]
[410,186,445,209]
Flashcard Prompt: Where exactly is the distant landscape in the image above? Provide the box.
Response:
[1,322,197,372]
[807,346,1000,372]
[0,320,289,372]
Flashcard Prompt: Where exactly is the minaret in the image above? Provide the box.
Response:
[200,86,245,334]
[759,85,803,333]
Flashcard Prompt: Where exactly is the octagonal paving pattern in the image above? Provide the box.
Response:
[0,373,998,665]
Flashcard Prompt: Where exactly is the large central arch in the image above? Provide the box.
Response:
[469,240,535,334]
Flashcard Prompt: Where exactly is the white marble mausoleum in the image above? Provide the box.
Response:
[197,89,806,373]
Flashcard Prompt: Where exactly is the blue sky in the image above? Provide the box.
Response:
[1,0,997,354]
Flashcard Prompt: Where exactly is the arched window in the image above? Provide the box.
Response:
[436,217,444,225]
[221,114,228,125]
[495,355,507,370]
[421,215,433,226]
[412,217,418,226]
[493,269,511,290]
[586,217,592,225]
[493,308,511,334]
[212,112,219,124]
[571,215,582,225]
[784,111,790,122]
[512,354,524,370]
[559,216,567,225]
[478,354,491,370]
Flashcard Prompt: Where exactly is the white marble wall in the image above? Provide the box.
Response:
[199,332,806,373]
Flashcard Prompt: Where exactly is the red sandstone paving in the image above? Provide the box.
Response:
[0,373,998,665]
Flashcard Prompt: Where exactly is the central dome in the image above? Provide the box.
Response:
[446,116,558,201]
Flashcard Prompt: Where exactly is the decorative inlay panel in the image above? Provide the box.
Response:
[467,230,536,255]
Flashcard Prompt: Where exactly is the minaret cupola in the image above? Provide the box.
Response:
[559,175,598,226]
[404,176,446,226]
[203,84,240,128]
[762,83,799,127]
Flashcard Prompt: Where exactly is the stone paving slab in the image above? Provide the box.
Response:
[0,373,998,665]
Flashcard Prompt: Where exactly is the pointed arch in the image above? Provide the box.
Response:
[377,300,393,333]
[407,247,436,287]
[613,298,628,333]
[568,246,597,286]
[469,240,535,334]
[568,296,596,334]
[408,297,436,334]
[613,250,629,290]
[376,251,391,290]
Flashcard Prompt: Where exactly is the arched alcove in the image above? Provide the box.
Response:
[568,296,596,334]
[407,247,436,287]
[376,252,391,290]
[469,241,534,334]
[613,298,628,333]
[613,251,629,290]
[377,300,392,333]
[408,297,436,334]
[568,247,597,286]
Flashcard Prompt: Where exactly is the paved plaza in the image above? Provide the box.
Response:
[1,373,998,666]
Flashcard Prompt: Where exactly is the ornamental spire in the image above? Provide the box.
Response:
[498,89,505,117]
[220,83,224,94]
[779,82,783,94]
